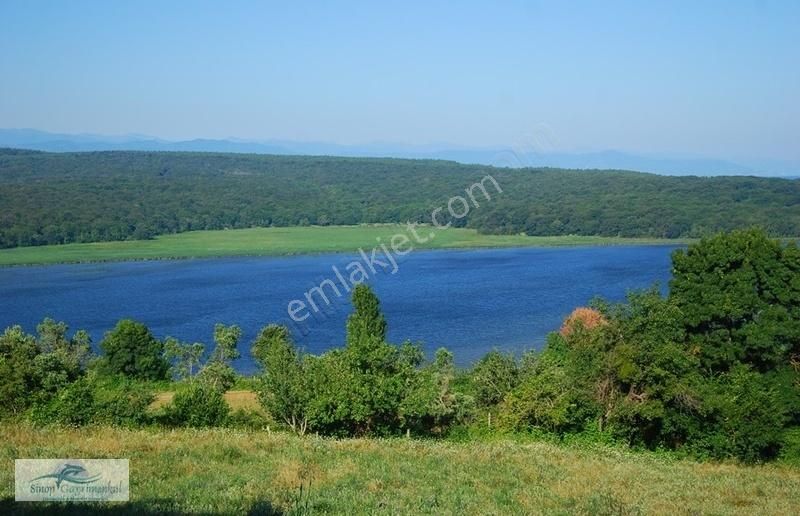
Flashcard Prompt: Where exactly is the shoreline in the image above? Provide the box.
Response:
[0,225,691,267]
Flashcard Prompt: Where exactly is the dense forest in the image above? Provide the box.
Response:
[1,148,799,248]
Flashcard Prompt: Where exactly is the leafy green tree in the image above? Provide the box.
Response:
[470,349,519,407]
[500,334,595,434]
[211,323,242,363]
[670,229,800,372]
[346,283,387,357]
[163,337,204,380]
[30,376,96,427]
[253,324,310,434]
[100,319,168,380]
[33,318,91,394]
[196,324,241,391]
[92,376,155,427]
[693,365,789,461]
[0,326,39,416]
[600,290,703,447]
[401,348,469,435]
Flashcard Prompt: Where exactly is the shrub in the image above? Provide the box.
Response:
[100,319,168,380]
[30,377,96,427]
[253,324,311,434]
[92,376,155,427]
[559,307,607,337]
[469,349,518,407]
[0,326,39,417]
[196,361,237,392]
[167,382,229,427]
[401,348,471,435]
[691,365,789,462]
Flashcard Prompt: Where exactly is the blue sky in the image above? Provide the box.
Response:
[1,0,798,161]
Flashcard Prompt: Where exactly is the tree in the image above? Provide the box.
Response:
[0,326,39,416]
[163,338,204,380]
[470,349,519,407]
[670,229,800,372]
[196,324,241,391]
[601,290,703,447]
[100,319,168,380]
[252,325,310,434]
[402,348,468,435]
[33,318,91,394]
[210,323,242,363]
[346,283,387,357]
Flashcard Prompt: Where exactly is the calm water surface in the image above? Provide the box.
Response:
[0,246,680,373]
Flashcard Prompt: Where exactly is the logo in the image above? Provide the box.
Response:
[15,459,129,502]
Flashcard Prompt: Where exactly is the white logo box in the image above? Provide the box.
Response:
[15,459,129,502]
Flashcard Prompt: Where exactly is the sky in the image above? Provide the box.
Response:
[0,0,798,161]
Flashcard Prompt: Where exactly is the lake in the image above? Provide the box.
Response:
[0,245,680,373]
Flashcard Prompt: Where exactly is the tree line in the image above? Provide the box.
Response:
[1,149,799,248]
[1,229,798,462]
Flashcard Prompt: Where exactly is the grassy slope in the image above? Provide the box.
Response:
[0,225,684,266]
[1,424,798,515]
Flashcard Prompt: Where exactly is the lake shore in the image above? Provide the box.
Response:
[0,225,688,266]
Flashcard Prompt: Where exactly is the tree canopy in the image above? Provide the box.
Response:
[1,149,798,248]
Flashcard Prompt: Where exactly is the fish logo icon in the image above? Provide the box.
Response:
[31,463,101,488]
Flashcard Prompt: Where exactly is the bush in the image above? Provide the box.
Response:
[0,326,39,417]
[92,376,155,427]
[691,366,789,462]
[779,427,800,466]
[670,229,800,373]
[253,325,311,434]
[196,361,237,392]
[100,319,168,380]
[30,377,96,427]
[469,349,518,407]
[166,382,229,427]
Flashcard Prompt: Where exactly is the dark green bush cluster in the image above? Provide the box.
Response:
[0,319,90,418]
[461,229,800,462]
[253,284,466,437]
[30,375,155,427]
[164,382,229,428]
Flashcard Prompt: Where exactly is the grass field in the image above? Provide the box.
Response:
[0,225,685,266]
[1,423,799,515]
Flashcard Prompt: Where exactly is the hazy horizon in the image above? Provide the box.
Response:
[1,1,798,163]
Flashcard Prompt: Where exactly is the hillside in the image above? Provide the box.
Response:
[1,149,798,249]
[2,424,799,515]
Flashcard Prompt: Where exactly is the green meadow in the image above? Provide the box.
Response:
[2,423,799,515]
[0,225,683,266]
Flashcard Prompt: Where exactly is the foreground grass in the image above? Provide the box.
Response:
[0,225,684,266]
[1,424,798,515]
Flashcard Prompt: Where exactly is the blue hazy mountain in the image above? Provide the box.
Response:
[1,128,796,177]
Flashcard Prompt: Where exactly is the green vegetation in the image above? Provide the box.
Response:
[2,423,799,515]
[99,320,169,381]
[0,225,683,266]
[1,149,798,250]
[2,229,800,512]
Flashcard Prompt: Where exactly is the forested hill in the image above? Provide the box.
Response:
[1,148,798,248]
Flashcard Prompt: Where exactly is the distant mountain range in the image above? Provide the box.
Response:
[1,128,797,177]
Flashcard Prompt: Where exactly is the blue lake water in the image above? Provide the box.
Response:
[0,246,680,373]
